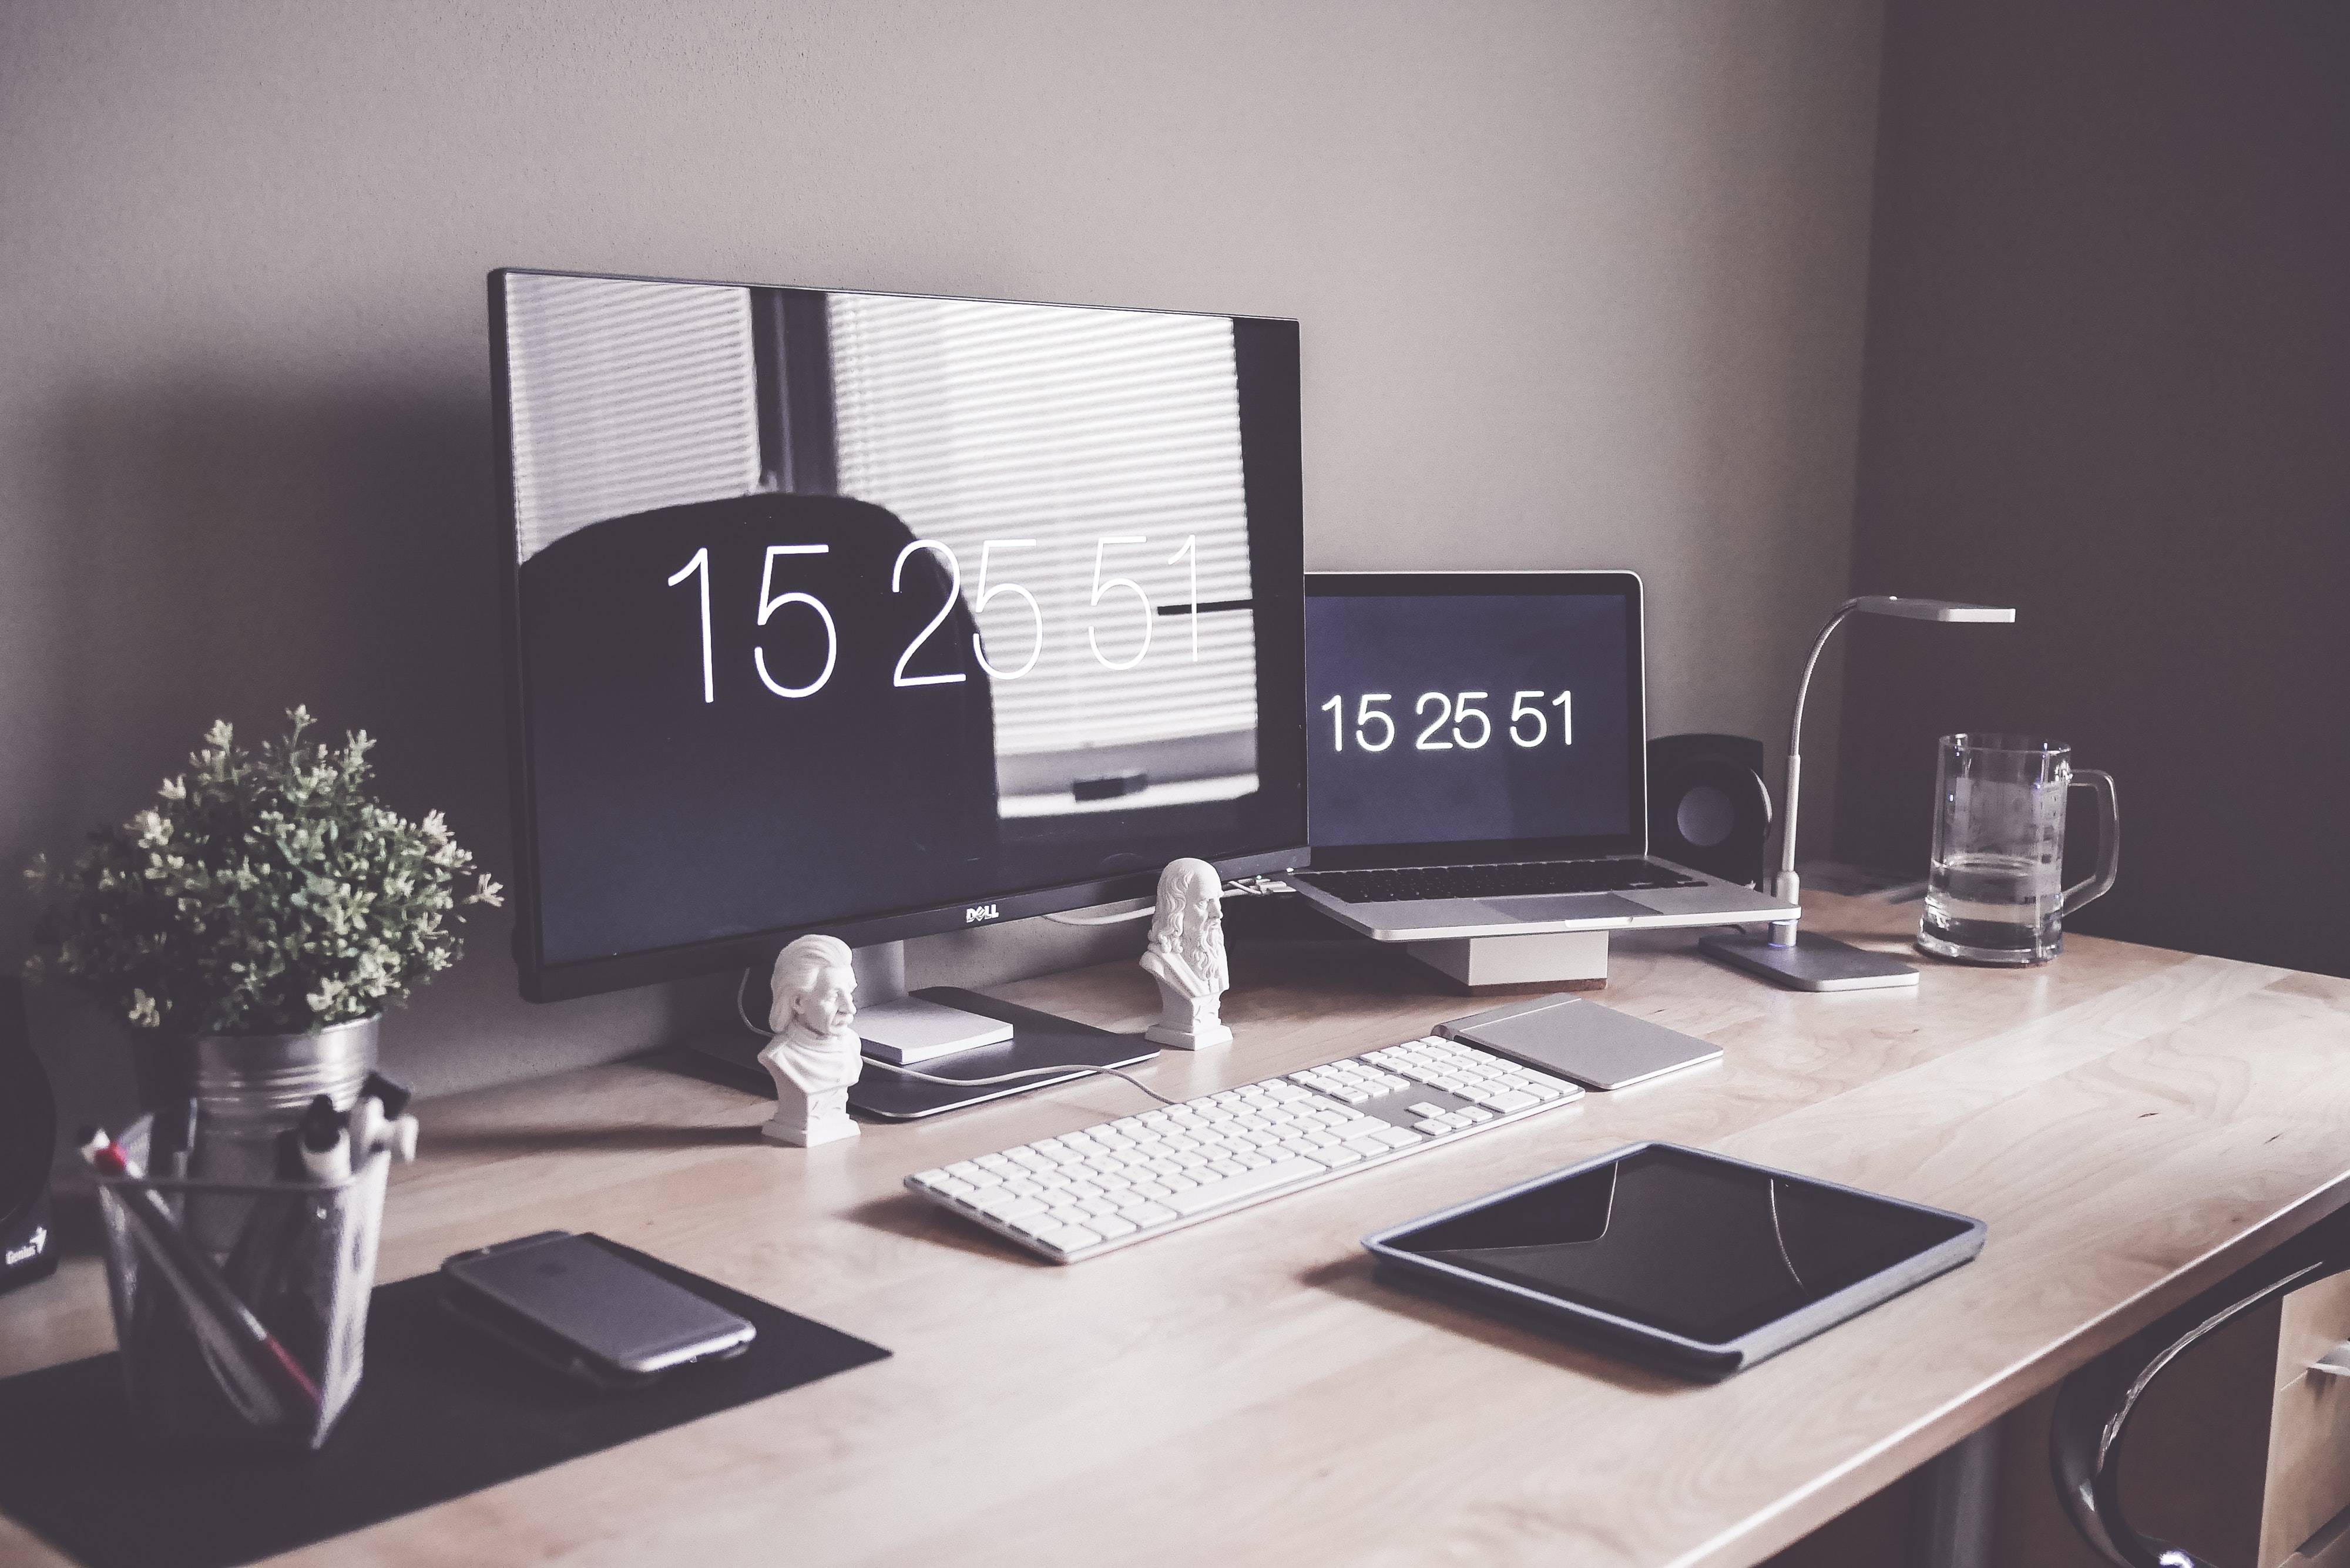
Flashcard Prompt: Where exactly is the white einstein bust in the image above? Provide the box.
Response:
[1140,858,1233,1051]
[758,934,863,1147]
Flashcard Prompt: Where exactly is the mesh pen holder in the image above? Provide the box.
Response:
[94,1114,388,1452]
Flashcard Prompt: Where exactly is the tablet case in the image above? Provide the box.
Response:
[1364,1141,1985,1380]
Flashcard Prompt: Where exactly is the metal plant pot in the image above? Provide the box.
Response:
[132,1016,381,1254]
[187,1018,381,1181]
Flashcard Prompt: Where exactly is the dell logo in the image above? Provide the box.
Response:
[965,904,999,924]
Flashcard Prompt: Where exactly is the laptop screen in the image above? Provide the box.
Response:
[1303,572,1645,868]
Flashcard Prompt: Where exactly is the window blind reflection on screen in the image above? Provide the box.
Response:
[827,295,1258,781]
[505,274,762,564]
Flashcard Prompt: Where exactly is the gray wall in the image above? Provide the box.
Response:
[0,0,1883,1137]
[1834,3,2350,977]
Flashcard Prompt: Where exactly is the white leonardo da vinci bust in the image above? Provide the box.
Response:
[1141,858,1233,1051]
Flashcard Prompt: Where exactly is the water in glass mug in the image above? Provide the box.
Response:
[1924,853,2058,956]
[1917,735,2118,966]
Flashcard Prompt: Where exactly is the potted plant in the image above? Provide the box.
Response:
[24,708,500,1183]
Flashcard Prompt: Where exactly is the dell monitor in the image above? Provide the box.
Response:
[491,268,1307,1008]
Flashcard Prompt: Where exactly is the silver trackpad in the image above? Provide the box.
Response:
[1442,995,1722,1089]
[1475,892,1652,923]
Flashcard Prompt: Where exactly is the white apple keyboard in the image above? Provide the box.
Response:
[904,1033,1585,1263]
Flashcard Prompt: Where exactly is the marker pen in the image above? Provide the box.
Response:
[296,1094,350,1183]
[358,1071,412,1120]
[350,1072,418,1165]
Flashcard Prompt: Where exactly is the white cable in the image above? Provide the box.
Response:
[736,968,766,1036]
[863,1058,1179,1106]
[1043,902,1156,926]
[1042,876,1290,925]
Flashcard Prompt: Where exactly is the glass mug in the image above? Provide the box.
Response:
[1918,734,2119,966]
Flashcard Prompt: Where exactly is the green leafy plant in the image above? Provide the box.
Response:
[24,707,502,1036]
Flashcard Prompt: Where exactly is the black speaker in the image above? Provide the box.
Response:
[0,976,58,1294]
[1649,733,1772,889]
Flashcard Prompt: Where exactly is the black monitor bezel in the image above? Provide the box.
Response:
[1301,570,1649,870]
[491,267,1310,1003]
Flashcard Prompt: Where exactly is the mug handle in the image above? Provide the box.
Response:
[2057,770,2120,919]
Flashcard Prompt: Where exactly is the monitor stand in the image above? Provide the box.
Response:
[680,941,1158,1123]
[844,941,1157,1121]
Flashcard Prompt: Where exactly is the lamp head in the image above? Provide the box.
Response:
[1852,595,2015,624]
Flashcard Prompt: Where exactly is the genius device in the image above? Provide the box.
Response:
[491,270,1308,1020]
[1287,572,1796,942]
[1364,1142,1985,1379]
[441,1231,756,1388]
[0,979,56,1294]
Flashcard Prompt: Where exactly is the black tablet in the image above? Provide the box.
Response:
[1363,1142,1985,1379]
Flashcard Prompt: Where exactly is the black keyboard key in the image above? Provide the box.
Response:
[1297,861,1706,905]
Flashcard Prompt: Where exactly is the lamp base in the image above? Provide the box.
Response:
[1697,929,1920,992]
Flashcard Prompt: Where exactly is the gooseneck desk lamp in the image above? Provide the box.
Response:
[1698,595,2016,992]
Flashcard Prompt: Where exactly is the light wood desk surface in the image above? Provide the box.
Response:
[7,892,2350,1567]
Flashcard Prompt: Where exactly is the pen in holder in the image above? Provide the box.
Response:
[91,1114,390,1452]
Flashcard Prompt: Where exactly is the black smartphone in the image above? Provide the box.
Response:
[440,1232,756,1390]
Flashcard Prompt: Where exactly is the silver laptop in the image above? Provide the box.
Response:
[1288,570,1797,942]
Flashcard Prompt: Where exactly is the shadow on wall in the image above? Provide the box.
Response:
[1829,4,2350,981]
[41,379,505,849]
[18,373,733,1148]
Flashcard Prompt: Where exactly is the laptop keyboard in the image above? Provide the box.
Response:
[1296,859,1706,904]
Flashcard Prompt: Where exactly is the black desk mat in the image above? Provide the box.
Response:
[0,1238,889,1568]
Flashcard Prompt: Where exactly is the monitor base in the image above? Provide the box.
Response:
[679,987,1156,1122]
[848,988,1156,1120]
[685,941,1159,1121]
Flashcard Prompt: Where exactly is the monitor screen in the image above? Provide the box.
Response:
[494,270,1306,1000]
[1302,573,1643,868]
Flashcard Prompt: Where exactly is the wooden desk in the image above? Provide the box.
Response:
[6,893,2350,1567]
